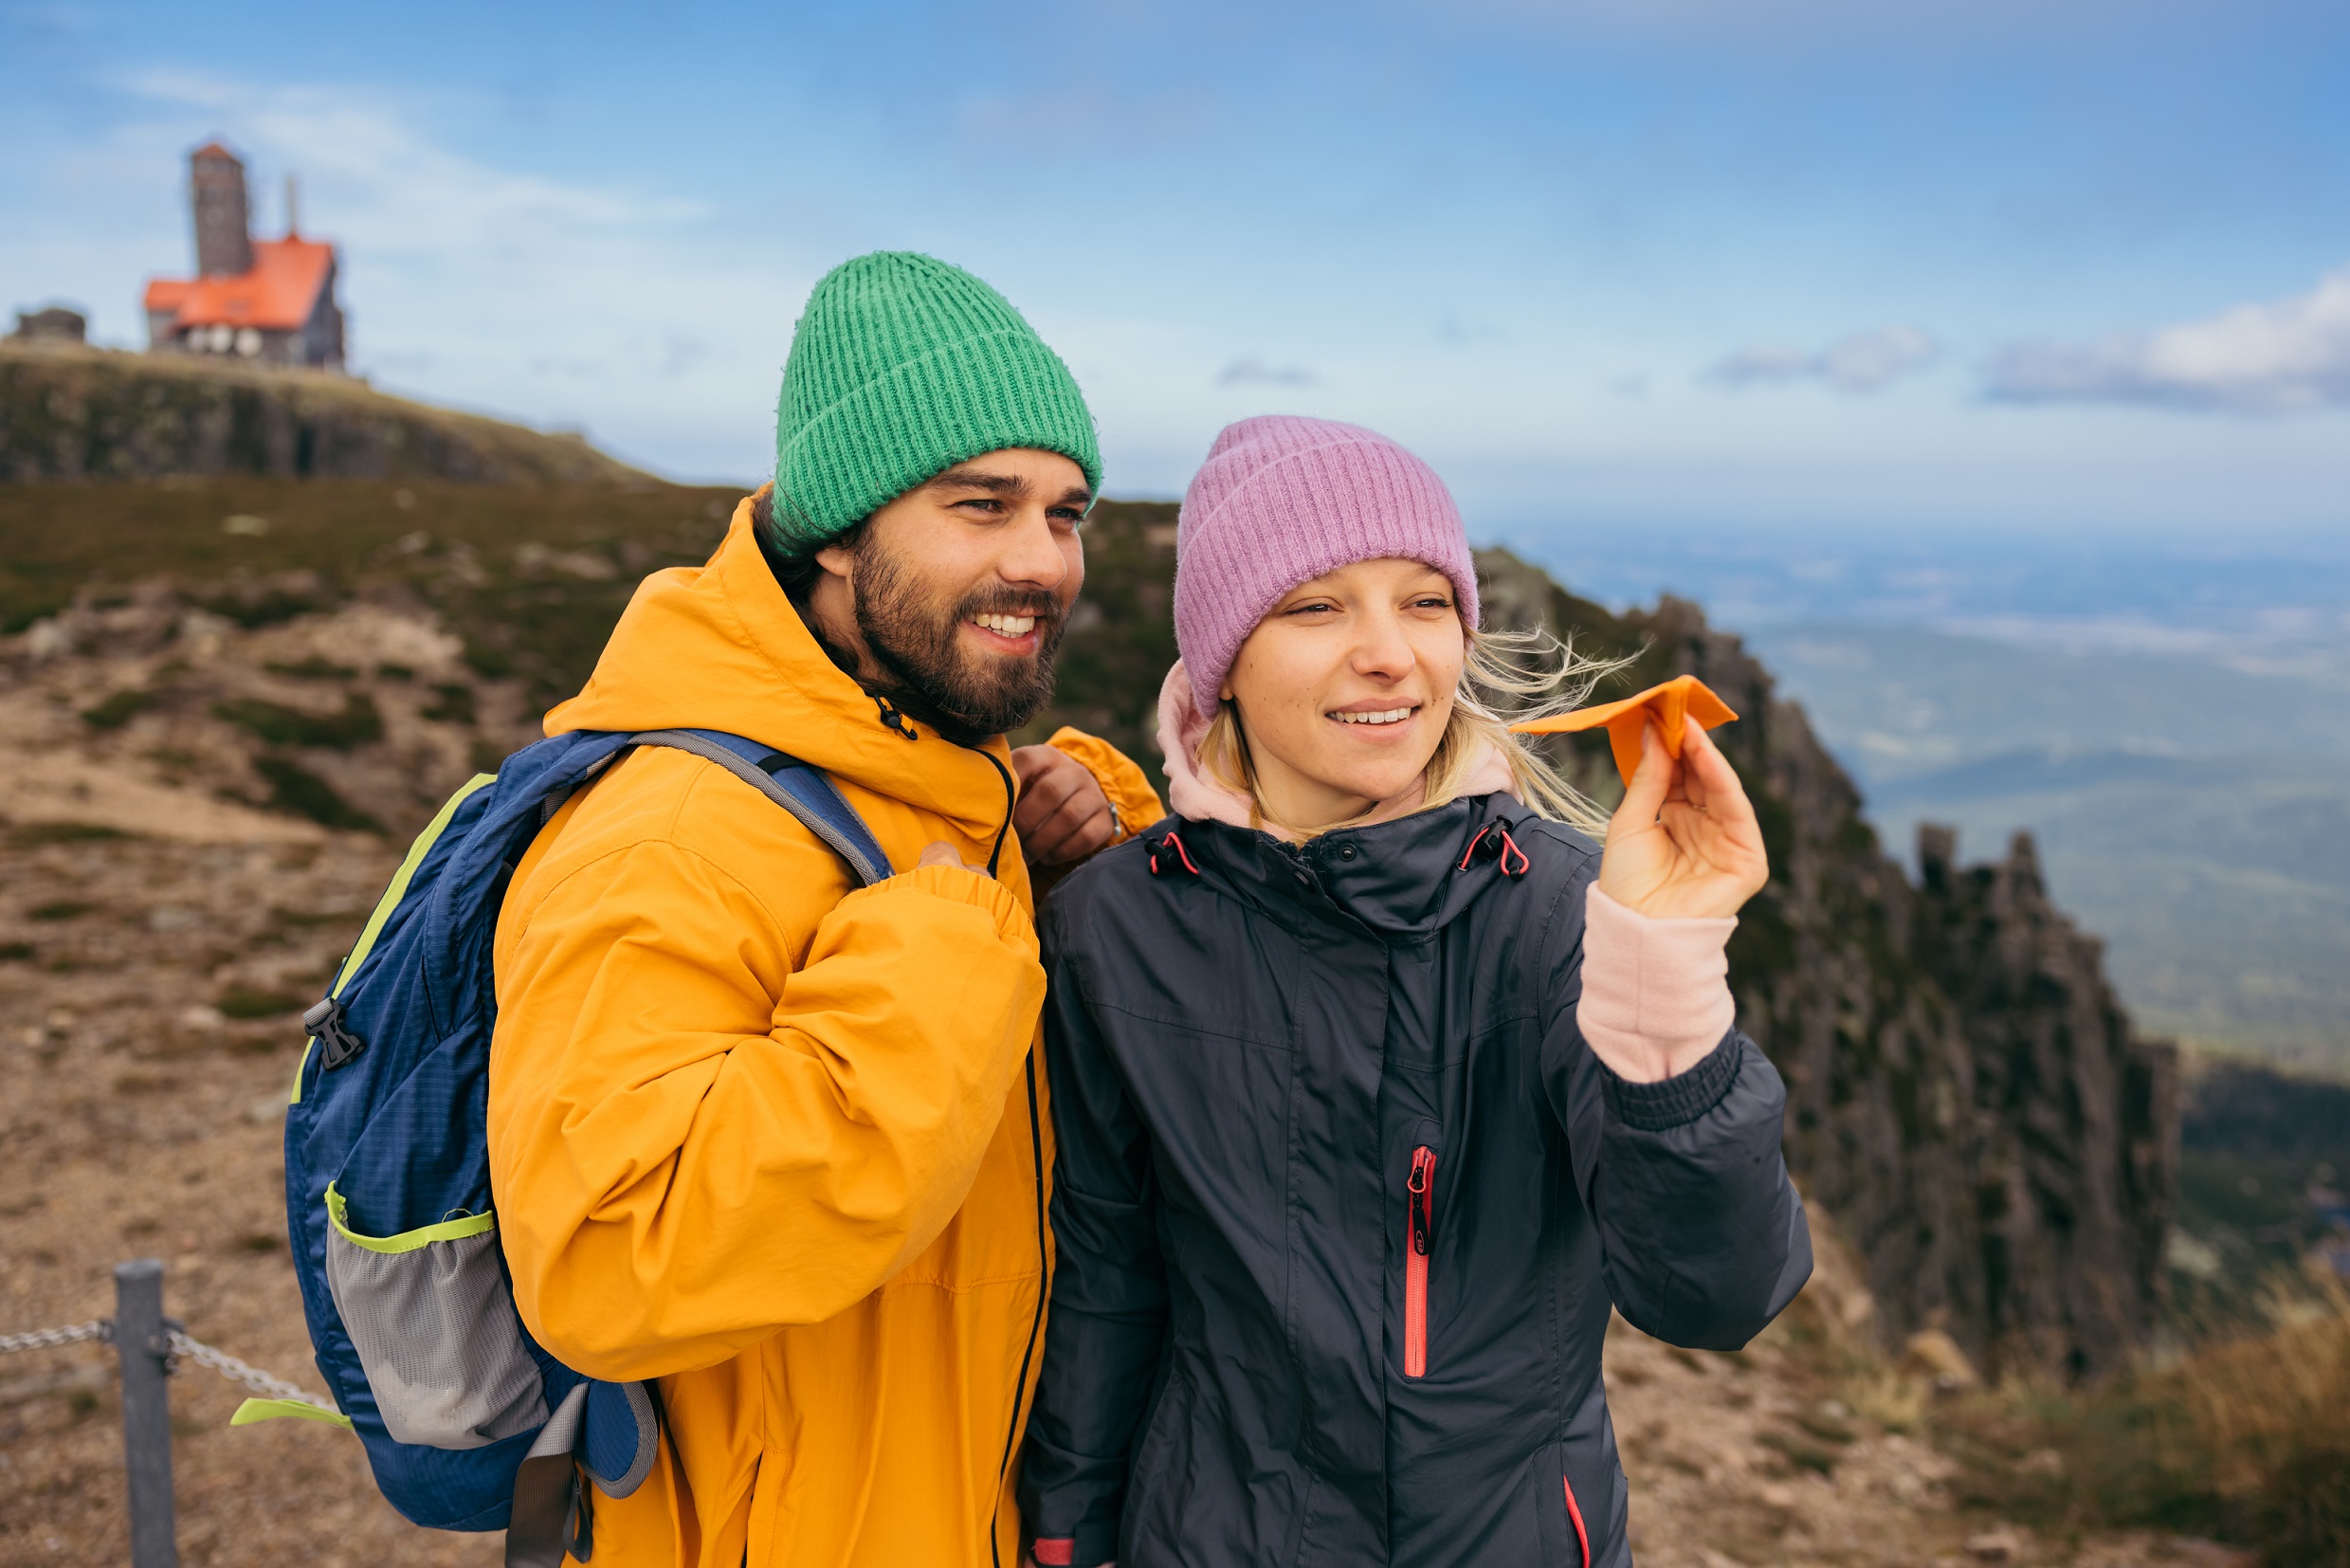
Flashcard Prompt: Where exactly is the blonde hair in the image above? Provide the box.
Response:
[1197,626,1626,839]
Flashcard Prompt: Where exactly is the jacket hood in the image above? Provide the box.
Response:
[543,488,1016,837]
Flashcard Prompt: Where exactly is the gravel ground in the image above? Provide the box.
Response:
[0,826,499,1567]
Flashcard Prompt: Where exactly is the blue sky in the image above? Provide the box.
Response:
[5,0,2348,541]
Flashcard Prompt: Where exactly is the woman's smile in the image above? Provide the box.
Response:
[1326,702,1419,727]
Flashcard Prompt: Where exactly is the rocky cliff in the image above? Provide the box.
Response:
[1466,556,2177,1381]
[1037,505,2178,1380]
[0,342,649,484]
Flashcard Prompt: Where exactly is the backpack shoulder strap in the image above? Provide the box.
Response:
[628,728,892,888]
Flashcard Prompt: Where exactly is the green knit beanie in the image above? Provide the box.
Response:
[768,251,1102,552]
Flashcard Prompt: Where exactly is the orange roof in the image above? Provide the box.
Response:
[143,237,334,332]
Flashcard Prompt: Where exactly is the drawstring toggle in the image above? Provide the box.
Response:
[1459,819,1531,879]
[1148,830,1201,878]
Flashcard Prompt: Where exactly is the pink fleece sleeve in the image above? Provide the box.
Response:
[1578,884,1738,1084]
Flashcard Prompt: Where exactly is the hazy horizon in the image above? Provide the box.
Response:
[5,0,2347,540]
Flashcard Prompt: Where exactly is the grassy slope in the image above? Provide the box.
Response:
[0,342,654,486]
[0,478,741,703]
[0,486,1616,789]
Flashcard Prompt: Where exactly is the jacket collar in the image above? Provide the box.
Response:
[1166,795,1531,941]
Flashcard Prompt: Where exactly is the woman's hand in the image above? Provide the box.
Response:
[1595,718,1769,921]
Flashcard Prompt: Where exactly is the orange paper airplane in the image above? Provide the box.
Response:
[1508,674,1740,786]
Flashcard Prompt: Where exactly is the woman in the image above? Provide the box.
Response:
[1020,416,1812,1567]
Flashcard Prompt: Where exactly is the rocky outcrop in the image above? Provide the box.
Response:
[0,578,542,845]
[1474,555,2178,1380]
[0,342,649,484]
[1908,828,2178,1378]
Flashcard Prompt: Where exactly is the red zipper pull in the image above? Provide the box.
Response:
[1405,1145,1435,1377]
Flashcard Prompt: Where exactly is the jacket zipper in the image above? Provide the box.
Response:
[981,746,1036,1567]
[989,1048,1047,1566]
[1404,1145,1435,1378]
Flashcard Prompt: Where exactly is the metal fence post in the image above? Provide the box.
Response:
[113,1259,178,1568]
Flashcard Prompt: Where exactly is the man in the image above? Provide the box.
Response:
[488,252,1163,1568]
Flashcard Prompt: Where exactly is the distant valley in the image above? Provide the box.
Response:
[1505,522,2350,1072]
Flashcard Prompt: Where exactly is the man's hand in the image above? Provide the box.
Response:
[1011,744,1119,866]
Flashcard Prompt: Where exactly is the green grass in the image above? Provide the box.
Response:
[213,693,384,750]
[420,682,477,724]
[0,477,743,706]
[8,821,129,845]
[252,755,382,833]
[81,688,156,728]
[216,985,307,1019]
[266,655,358,680]
[1938,1281,2350,1559]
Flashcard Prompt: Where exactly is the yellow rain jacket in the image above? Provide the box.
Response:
[487,493,1162,1568]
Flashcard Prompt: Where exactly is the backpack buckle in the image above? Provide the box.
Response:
[303,997,369,1071]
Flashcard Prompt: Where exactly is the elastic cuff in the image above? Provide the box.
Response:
[845,861,1039,950]
[1047,724,1167,844]
[1602,1033,1741,1132]
[1032,1541,1076,1566]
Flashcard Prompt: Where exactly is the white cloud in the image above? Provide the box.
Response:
[1216,356,1317,387]
[1711,324,1938,393]
[1986,264,2350,413]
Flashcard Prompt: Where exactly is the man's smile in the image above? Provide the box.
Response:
[964,610,1046,654]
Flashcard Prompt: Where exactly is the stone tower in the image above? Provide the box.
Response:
[191,143,253,278]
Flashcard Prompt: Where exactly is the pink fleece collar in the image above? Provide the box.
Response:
[1154,662,1520,843]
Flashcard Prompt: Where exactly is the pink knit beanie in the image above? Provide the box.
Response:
[1173,415,1481,719]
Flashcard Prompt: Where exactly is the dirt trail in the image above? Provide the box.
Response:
[0,603,2235,1567]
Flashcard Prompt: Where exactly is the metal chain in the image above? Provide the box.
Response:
[165,1330,337,1410]
[3,1319,334,1412]
[0,1321,111,1354]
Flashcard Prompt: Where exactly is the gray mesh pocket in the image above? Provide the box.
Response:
[323,1188,548,1449]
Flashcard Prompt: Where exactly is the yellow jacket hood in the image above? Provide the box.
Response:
[545,488,1018,840]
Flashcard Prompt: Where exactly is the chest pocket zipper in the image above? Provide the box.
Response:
[1404,1145,1436,1377]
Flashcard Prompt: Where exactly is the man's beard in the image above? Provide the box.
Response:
[850,539,1068,742]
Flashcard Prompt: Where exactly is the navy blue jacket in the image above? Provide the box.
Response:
[1019,797,1812,1567]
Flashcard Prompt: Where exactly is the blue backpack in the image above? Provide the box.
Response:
[264,728,889,1566]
